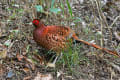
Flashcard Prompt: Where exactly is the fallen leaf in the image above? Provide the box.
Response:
[0,49,7,59]
[16,53,24,61]
[34,72,53,80]
[23,76,32,80]
[0,64,6,76]
[46,63,55,68]
[23,68,30,73]
[33,54,45,65]
[114,32,120,41]
[57,71,62,78]
[4,40,12,47]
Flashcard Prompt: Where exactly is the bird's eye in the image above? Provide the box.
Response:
[35,21,37,24]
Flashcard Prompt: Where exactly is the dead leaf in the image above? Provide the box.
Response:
[23,68,30,73]
[23,56,36,70]
[23,76,32,80]
[4,40,12,47]
[0,64,6,76]
[16,53,24,61]
[34,72,53,80]
[57,71,62,78]
[0,49,7,59]
[33,54,45,65]
[114,32,120,41]
[46,63,55,68]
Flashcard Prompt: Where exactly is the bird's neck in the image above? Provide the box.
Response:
[36,22,45,29]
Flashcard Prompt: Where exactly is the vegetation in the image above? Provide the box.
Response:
[0,0,120,80]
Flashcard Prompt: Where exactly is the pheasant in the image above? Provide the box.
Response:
[32,19,120,65]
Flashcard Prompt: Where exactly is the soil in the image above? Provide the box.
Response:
[0,0,120,80]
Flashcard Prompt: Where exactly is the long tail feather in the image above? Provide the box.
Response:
[73,34,120,57]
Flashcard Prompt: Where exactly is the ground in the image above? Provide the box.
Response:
[0,0,120,80]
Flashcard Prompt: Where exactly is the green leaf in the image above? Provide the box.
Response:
[4,40,12,46]
[35,5,43,12]
[51,0,55,8]
[26,45,30,53]
[49,8,61,14]
[10,29,19,34]
[60,0,65,15]
[66,0,73,17]
[73,17,82,22]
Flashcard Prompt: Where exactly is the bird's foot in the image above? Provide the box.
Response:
[46,56,58,68]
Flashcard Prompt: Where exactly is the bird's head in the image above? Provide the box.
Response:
[32,19,40,27]
[32,19,45,28]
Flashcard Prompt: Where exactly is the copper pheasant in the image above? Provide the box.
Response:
[32,19,120,65]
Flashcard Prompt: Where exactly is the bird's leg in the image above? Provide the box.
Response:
[59,52,63,60]
[53,52,63,64]
[47,52,63,67]
[46,55,58,67]
[52,56,58,64]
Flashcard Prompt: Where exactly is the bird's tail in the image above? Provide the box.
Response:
[72,34,120,57]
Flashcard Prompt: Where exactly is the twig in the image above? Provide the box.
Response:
[94,0,104,47]
[110,15,120,28]
[114,32,120,41]
[95,0,116,50]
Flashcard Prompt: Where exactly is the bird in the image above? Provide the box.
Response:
[32,19,120,66]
